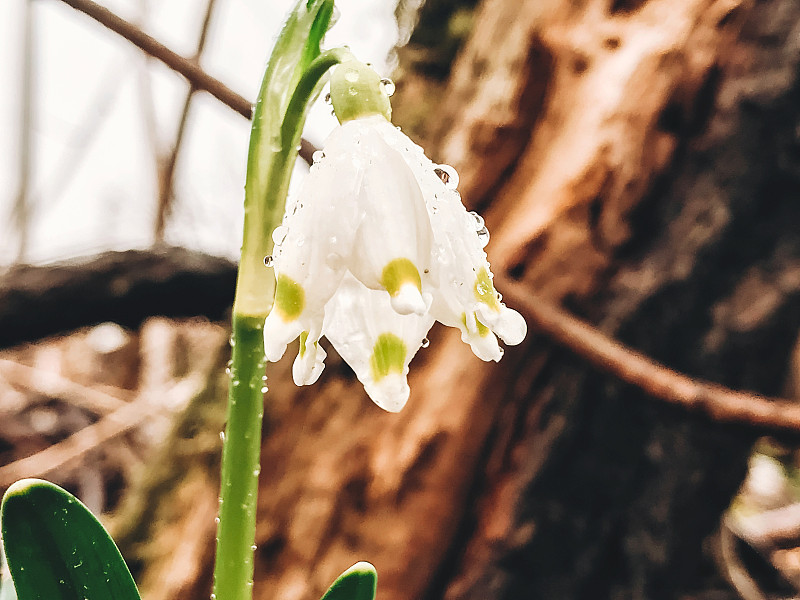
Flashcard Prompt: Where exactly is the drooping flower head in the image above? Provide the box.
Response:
[263,59,526,412]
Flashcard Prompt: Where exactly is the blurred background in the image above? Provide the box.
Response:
[2,0,800,599]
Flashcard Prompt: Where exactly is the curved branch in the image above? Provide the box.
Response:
[500,280,800,435]
[53,0,318,165]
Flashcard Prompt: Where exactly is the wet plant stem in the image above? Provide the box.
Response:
[213,313,266,600]
[212,4,345,599]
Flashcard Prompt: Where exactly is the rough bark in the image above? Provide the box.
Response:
[109,0,800,599]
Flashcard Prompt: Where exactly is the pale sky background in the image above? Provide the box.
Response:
[0,0,401,265]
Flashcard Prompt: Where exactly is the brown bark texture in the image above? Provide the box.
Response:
[117,0,800,599]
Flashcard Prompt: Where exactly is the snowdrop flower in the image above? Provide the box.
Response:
[263,59,526,412]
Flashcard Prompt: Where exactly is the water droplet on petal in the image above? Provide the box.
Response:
[312,150,325,163]
[380,78,396,96]
[421,338,430,348]
[434,164,459,189]
[261,386,268,393]
[264,255,274,267]
[272,226,288,246]
[345,70,360,83]
[469,211,485,230]
[296,235,305,247]
[477,226,490,247]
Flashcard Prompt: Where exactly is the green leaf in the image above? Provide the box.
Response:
[1,479,140,600]
[319,562,377,600]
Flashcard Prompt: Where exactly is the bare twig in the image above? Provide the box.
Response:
[154,0,219,241]
[13,0,35,263]
[53,0,318,165]
[0,358,128,416]
[0,375,204,488]
[500,280,800,434]
[56,0,252,119]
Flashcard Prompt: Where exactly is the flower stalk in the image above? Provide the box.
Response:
[213,3,349,600]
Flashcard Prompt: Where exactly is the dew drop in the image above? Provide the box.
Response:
[421,337,430,348]
[469,211,485,230]
[296,235,305,247]
[312,150,325,162]
[345,70,360,83]
[219,431,226,442]
[380,78,396,96]
[477,226,490,247]
[214,517,220,525]
[434,164,459,189]
[326,253,343,269]
[263,255,274,267]
[251,545,258,551]
[261,386,268,393]
[272,226,288,246]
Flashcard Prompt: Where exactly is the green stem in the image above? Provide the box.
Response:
[212,6,352,600]
[212,314,265,600]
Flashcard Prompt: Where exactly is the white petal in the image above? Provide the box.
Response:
[323,273,434,412]
[334,121,434,314]
[263,125,365,361]
[374,119,527,353]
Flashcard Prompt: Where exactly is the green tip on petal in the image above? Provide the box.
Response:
[370,333,406,381]
[330,60,392,123]
[474,267,500,311]
[461,312,491,337]
[380,258,422,297]
[274,274,305,320]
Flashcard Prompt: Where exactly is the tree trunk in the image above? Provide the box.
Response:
[119,0,800,599]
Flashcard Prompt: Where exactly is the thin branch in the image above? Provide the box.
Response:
[53,0,318,165]
[0,358,129,416]
[13,0,36,263]
[500,280,800,435]
[56,0,252,118]
[0,374,204,488]
[154,0,219,242]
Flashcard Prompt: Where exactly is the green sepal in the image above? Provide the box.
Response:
[1,479,140,600]
[319,562,377,600]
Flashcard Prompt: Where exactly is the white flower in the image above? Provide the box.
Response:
[264,96,526,412]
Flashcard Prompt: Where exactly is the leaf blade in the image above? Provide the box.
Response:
[1,479,140,600]
[319,562,377,600]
